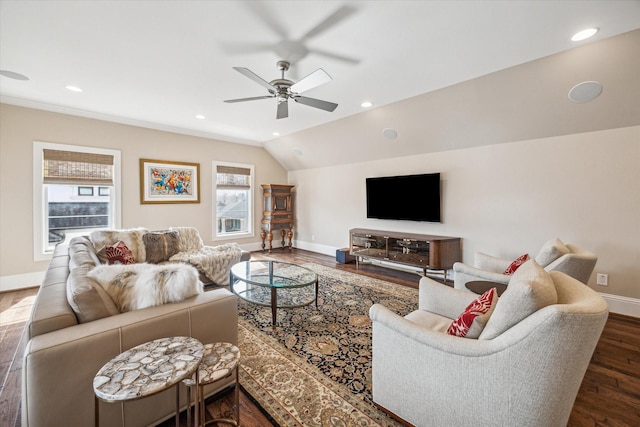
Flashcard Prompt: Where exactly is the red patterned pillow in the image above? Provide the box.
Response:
[104,241,135,265]
[503,253,530,275]
[447,288,498,338]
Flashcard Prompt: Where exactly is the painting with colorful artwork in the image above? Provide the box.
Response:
[139,159,200,204]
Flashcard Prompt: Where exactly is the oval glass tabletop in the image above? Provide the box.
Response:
[230,260,319,326]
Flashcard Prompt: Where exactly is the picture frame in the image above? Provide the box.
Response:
[139,158,200,204]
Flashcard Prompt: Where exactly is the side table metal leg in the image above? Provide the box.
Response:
[95,396,99,427]
[234,365,240,425]
[186,385,192,427]
[175,382,180,427]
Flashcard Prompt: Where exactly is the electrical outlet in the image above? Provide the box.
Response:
[311,235,315,241]
[596,273,608,286]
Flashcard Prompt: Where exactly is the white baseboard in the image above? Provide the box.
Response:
[600,292,640,318]
[292,240,336,257]
[0,271,44,292]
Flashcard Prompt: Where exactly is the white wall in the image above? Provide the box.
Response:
[289,126,640,302]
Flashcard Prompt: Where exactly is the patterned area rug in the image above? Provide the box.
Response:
[237,263,418,426]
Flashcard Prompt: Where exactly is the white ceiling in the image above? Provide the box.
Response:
[1,0,640,147]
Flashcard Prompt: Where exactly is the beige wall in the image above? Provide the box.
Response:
[0,104,287,287]
[289,126,640,301]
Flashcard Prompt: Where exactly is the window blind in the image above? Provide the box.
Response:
[43,149,114,185]
[216,165,251,190]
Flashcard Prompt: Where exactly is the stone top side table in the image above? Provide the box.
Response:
[183,342,241,427]
[94,336,204,427]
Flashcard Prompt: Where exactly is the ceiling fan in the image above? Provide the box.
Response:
[224,60,338,120]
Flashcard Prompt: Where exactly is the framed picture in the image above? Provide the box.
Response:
[139,158,200,204]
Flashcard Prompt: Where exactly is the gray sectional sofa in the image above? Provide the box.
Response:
[22,228,249,427]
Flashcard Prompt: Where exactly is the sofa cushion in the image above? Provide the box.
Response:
[535,237,570,267]
[88,262,202,312]
[90,227,148,263]
[66,266,120,323]
[144,230,180,263]
[479,260,557,340]
[447,287,498,338]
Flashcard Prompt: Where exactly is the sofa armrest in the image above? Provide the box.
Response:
[22,289,237,427]
[418,276,477,319]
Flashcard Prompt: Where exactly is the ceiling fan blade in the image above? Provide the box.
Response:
[289,68,332,94]
[276,98,289,119]
[224,95,274,103]
[299,5,356,41]
[245,1,289,39]
[233,67,276,92]
[308,48,360,65]
[293,96,338,112]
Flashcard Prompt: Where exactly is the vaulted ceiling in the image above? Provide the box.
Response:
[1,1,639,170]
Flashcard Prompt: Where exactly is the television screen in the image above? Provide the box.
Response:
[366,173,441,222]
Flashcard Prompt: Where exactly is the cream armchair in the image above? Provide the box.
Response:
[369,261,608,427]
[453,237,597,289]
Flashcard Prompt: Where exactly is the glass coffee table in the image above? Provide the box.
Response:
[230,260,318,326]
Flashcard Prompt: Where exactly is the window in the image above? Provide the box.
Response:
[213,162,253,240]
[78,186,94,196]
[33,142,121,260]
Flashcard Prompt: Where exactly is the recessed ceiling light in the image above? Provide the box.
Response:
[361,101,373,108]
[65,85,83,92]
[0,70,29,81]
[571,28,598,41]
[272,132,280,136]
[195,114,206,120]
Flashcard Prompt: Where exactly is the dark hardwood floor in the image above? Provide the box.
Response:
[1,248,638,426]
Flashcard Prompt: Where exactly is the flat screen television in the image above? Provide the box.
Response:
[366,173,441,222]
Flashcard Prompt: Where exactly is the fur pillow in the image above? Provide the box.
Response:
[90,228,148,263]
[143,231,180,263]
[169,226,204,252]
[87,262,202,312]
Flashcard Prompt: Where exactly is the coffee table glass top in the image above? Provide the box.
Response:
[230,260,318,308]
[93,336,204,402]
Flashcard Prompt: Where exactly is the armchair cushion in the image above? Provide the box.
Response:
[447,287,498,338]
[479,260,557,340]
[503,253,529,275]
[535,237,570,266]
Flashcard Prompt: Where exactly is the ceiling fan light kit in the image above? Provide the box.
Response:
[224,60,338,119]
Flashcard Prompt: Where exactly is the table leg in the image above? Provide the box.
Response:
[234,365,240,424]
[95,396,99,427]
[314,278,319,309]
[270,287,277,327]
[186,385,192,427]
[267,231,273,253]
[175,382,180,427]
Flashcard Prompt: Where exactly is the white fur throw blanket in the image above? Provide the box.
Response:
[168,242,243,286]
[88,262,202,312]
